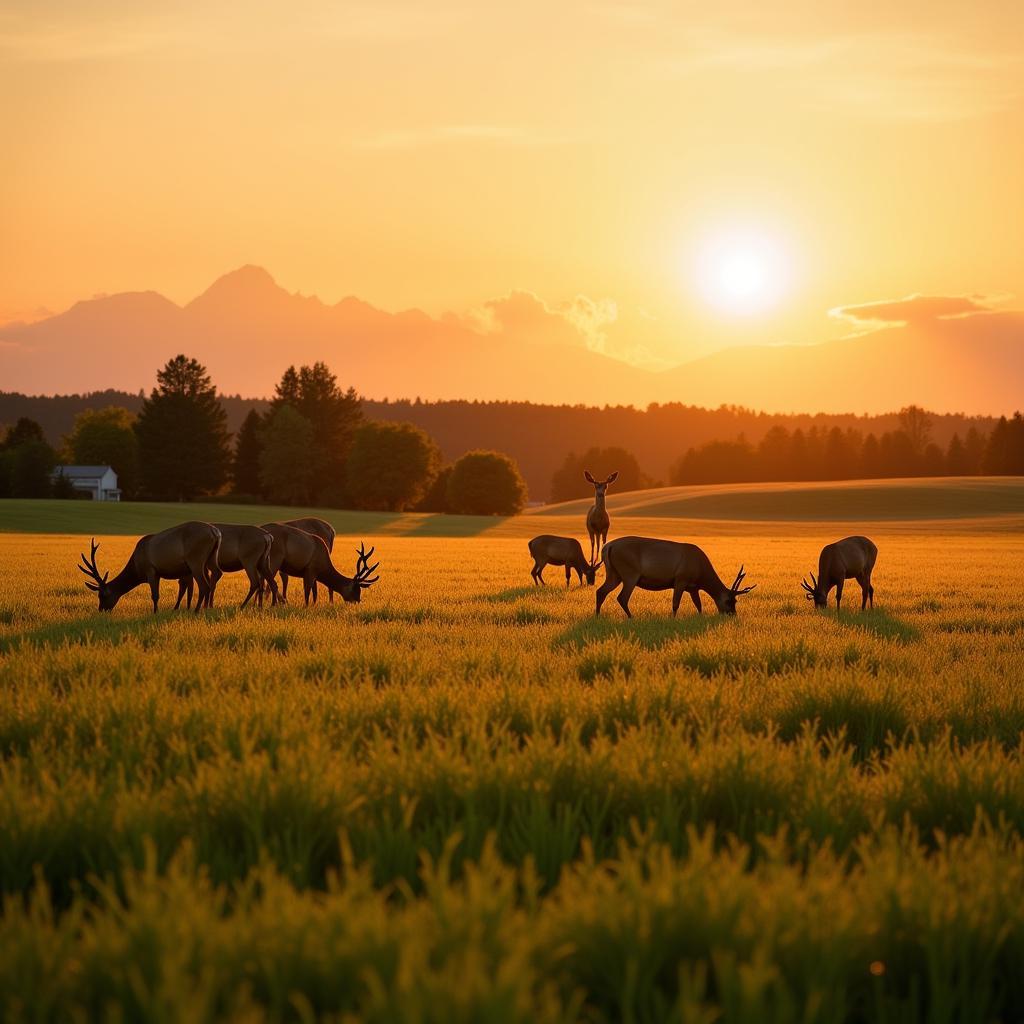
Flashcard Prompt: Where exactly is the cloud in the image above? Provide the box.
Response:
[452,289,674,371]
[829,294,997,327]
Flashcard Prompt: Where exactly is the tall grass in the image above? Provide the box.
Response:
[1,531,1022,1021]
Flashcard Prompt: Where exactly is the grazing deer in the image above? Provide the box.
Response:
[278,517,337,603]
[528,535,599,588]
[585,470,618,564]
[78,523,221,613]
[174,524,278,610]
[802,536,878,611]
[261,523,379,604]
[596,536,756,618]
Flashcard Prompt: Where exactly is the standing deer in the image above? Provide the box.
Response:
[528,535,598,588]
[261,524,379,604]
[585,470,618,565]
[801,536,878,611]
[596,536,755,618]
[174,524,278,610]
[78,523,221,613]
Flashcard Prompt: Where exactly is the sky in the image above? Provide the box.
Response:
[2,0,1022,370]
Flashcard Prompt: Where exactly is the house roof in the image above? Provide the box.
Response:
[52,465,116,479]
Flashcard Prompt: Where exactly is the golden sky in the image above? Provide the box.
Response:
[2,0,1022,367]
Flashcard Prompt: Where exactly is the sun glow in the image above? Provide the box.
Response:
[693,227,794,317]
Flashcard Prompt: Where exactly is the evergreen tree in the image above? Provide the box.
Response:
[269,362,362,503]
[2,417,46,450]
[982,417,1011,474]
[963,426,987,474]
[945,433,968,475]
[232,409,264,496]
[135,355,231,500]
[860,433,882,478]
[259,405,316,504]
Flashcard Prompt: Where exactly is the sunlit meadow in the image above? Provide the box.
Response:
[2,528,1024,1021]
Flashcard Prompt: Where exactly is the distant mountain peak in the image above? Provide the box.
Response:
[187,265,285,309]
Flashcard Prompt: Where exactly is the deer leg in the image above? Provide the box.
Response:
[531,560,542,585]
[174,578,189,610]
[183,555,210,612]
[835,579,844,613]
[595,567,621,616]
[206,565,223,609]
[858,575,870,611]
[565,566,571,589]
[241,565,262,609]
[616,578,636,619]
[672,586,684,617]
[280,572,289,604]
[690,590,703,614]
[148,573,160,614]
[869,580,875,608]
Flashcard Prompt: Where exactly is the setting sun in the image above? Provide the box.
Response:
[693,227,794,317]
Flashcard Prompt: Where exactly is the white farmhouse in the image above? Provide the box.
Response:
[51,465,122,502]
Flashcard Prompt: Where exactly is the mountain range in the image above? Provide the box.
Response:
[1,266,1020,414]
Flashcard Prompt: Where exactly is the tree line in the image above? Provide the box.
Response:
[669,406,1024,485]
[0,355,528,515]
[1,389,1003,500]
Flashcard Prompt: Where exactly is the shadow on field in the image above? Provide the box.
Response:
[0,606,243,652]
[553,613,726,652]
[403,514,509,537]
[831,608,921,643]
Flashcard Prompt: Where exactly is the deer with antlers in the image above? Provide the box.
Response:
[528,535,599,588]
[596,536,756,618]
[260,523,379,604]
[584,470,618,565]
[79,522,221,613]
[801,536,877,611]
[174,524,278,610]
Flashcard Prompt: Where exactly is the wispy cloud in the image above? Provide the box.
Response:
[830,293,1000,328]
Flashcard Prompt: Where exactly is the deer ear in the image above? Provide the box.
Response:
[84,581,99,592]
[606,472,618,484]
[584,471,596,483]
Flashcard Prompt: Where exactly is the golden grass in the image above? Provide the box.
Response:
[1,527,1023,1021]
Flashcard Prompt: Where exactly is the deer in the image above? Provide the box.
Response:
[528,535,599,588]
[78,522,221,613]
[585,470,618,565]
[801,536,878,611]
[174,524,278,610]
[596,536,756,618]
[260,523,379,604]
[275,517,337,603]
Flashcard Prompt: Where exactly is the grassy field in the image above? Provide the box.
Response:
[2,487,1024,1021]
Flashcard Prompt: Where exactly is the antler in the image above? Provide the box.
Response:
[800,573,816,596]
[730,564,756,596]
[77,538,108,592]
[353,542,380,588]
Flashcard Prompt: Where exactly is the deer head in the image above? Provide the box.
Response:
[582,557,600,586]
[78,538,117,611]
[584,470,618,499]
[340,543,380,603]
[716,564,756,615]
[801,572,827,608]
